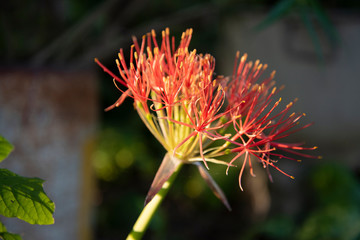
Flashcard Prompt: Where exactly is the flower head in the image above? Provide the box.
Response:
[95,28,319,197]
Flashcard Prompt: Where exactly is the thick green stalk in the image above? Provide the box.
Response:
[126,163,182,240]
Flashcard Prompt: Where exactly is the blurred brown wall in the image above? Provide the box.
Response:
[0,70,98,240]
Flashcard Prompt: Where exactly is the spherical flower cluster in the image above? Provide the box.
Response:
[95,28,318,192]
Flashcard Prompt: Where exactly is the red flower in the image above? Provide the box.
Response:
[224,52,320,189]
[95,28,319,194]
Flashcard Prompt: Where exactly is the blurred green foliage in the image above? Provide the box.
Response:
[93,113,360,239]
[91,125,242,239]
[244,163,360,240]
[91,128,155,181]
[255,0,340,62]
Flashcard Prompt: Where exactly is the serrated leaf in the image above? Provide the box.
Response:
[0,136,14,163]
[0,221,22,240]
[0,169,55,225]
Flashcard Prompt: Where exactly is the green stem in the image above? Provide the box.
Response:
[126,163,182,240]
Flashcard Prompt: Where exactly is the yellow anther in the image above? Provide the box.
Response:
[147,47,153,59]
[271,87,277,94]
[188,28,193,35]
[251,84,259,91]
[154,47,159,55]
[270,70,276,78]
[241,53,248,62]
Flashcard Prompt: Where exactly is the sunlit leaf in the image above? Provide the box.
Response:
[0,136,14,163]
[0,232,22,240]
[0,222,6,233]
[0,169,55,225]
[0,221,21,240]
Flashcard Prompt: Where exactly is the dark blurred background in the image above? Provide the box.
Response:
[1,0,360,239]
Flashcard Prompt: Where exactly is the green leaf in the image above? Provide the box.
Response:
[0,136,14,163]
[0,169,55,225]
[255,0,296,31]
[0,221,22,240]
[310,0,340,46]
[0,221,6,232]
[0,232,22,240]
[299,5,324,62]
